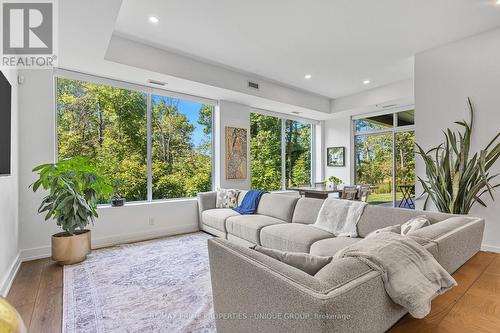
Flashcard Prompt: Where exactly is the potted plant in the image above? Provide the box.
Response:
[31,157,112,265]
[111,179,126,207]
[328,176,343,190]
[417,98,500,214]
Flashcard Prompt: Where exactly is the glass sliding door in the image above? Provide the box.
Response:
[355,133,394,206]
[395,131,416,208]
[353,109,415,208]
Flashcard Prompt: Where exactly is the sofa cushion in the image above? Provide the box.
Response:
[256,193,299,222]
[291,198,324,224]
[260,223,334,252]
[252,245,332,275]
[309,237,363,257]
[226,215,286,245]
[356,205,452,237]
[407,216,476,240]
[237,190,248,206]
[202,209,240,232]
[314,257,372,287]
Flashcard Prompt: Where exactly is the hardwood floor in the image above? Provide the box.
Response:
[6,251,500,333]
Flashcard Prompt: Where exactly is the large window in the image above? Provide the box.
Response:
[285,119,311,187]
[56,76,214,203]
[353,109,415,208]
[151,95,213,199]
[250,112,313,191]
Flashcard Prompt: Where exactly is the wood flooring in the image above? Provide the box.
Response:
[6,251,500,333]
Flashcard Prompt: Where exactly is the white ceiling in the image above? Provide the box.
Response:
[114,0,500,98]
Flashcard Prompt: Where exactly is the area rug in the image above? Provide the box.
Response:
[63,232,216,333]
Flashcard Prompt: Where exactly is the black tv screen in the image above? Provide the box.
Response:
[0,71,11,175]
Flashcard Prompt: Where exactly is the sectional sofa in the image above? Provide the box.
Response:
[197,191,485,333]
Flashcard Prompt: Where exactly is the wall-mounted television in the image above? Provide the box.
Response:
[0,71,12,175]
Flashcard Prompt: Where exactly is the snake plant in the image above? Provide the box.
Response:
[416,98,500,214]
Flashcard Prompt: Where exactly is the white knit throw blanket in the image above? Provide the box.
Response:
[311,198,367,237]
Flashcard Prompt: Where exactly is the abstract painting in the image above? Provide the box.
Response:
[225,127,248,179]
[327,147,345,167]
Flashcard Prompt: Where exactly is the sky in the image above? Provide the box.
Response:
[152,95,209,147]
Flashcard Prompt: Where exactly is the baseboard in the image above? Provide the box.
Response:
[19,225,200,261]
[481,244,500,253]
[0,253,21,297]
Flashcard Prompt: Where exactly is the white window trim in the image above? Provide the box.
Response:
[54,69,216,204]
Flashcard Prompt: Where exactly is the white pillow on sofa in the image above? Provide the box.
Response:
[400,216,431,235]
[216,188,240,208]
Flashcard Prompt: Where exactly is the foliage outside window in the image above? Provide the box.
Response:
[354,110,415,208]
[250,113,282,191]
[285,119,311,187]
[250,113,312,191]
[57,77,213,203]
[151,95,213,199]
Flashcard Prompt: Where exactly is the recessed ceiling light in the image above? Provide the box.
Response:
[149,16,159,23]
[304,74,312,79]
[363,79,371,85]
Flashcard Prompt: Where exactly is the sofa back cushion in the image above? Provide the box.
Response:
[314,257,372,288]
[357,205,453,237]
[237,190,248,206]
[292,198,324,224]
[256,193,299,222]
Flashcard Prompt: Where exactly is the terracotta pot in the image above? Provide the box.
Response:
[51,230,91,265]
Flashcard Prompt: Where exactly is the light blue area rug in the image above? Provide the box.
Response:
[63,232,216,333]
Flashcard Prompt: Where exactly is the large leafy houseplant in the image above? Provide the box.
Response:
[416,99,500,214]
[32,157,112,234]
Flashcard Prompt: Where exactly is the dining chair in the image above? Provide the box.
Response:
[341,186,358,200]
[357,185,371,202]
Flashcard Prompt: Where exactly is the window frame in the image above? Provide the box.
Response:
[250,109,317,191]
[351,107,415,207]
[54,68,216,204]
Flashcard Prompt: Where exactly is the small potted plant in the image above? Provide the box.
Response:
[111,180,126,207]
[328,176,343,190]
[31,157,112,265]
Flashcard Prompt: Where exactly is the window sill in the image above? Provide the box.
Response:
[97,197,198,209]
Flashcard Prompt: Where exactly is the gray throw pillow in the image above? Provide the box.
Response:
[216,188,240,208]
[251,245,332,275]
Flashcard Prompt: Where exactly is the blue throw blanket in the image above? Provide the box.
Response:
[233,190,267,215]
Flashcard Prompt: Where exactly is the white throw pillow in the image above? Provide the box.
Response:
[400,216,430,235]
[216,188,240,208]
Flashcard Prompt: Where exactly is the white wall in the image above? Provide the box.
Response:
[415,27,500,252]
[0,68,20,296]
[216,101,251,190]
[324,114,353,186]
[17,69,199,261]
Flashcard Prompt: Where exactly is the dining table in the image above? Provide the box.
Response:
[287,185,343,199]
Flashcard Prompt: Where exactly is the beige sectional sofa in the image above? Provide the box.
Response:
[197,191,485,333]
